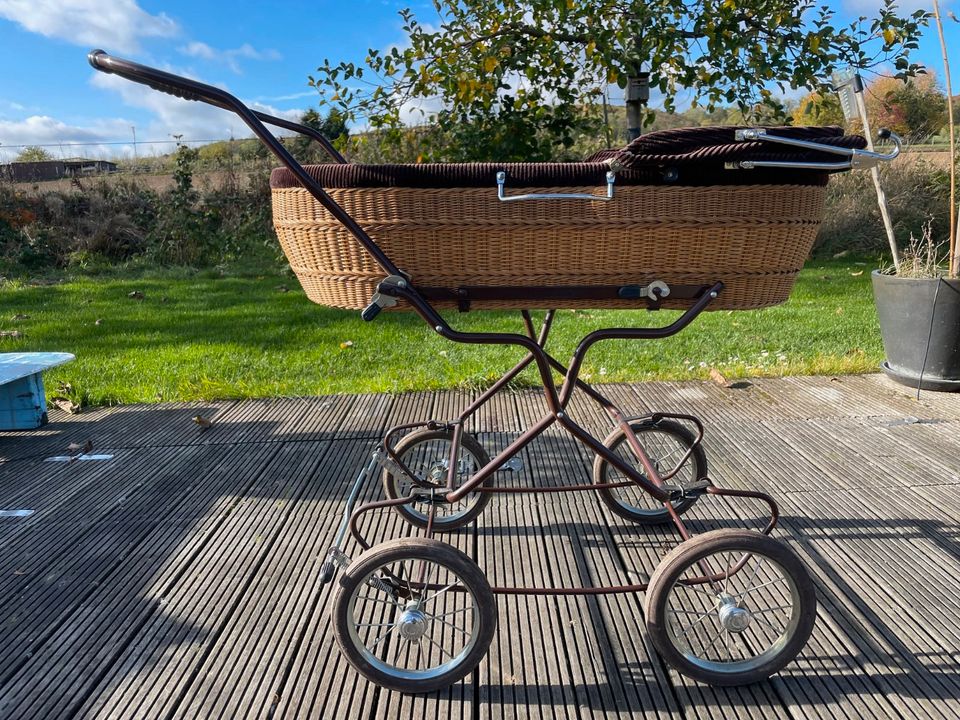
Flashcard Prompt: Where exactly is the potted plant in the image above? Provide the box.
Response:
[870,0,960,391]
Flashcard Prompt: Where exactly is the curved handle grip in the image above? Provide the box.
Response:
[88,50,345,163]
[86,49,405,278]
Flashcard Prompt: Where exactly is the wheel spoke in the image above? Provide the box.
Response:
[752,612,785,634]
[432,615,472,637]
[423,580,461,607]
[751,603,793,614]
[370,624,398,650]
[740,576,789,599]
[737,554,764,601]
[674,608,717,638]
[422,632,454,660]
[429,607,473,618]
[355,621,398,628]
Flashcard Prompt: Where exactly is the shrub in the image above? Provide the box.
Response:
[817,156,950,258]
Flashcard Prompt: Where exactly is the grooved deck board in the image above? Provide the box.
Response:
[0,374,957,719]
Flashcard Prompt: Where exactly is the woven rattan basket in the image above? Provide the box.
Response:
[271,182,825,311]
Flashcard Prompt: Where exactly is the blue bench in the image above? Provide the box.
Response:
[0,353,75,430]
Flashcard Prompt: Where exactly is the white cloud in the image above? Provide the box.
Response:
[178,41,281,73]
[0,114,135,160]
[0,0,177,53]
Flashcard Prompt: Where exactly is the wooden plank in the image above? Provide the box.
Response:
[0,441,284,719]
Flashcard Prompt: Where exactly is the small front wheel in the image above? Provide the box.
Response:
[332,537,497,693]
[383,428,492,531]
[593,419,707,524]
[645,529,816,686]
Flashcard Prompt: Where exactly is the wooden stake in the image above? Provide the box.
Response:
[933,0,958,278]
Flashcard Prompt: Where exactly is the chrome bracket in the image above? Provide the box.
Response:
[728,127,901,172]
[501,456,523,473]
[372,445,415,484]
[617,280,671,301]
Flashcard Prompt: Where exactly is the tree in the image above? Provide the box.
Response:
[15,146,54,163]
[289,108,349,163]
[312,0,928,161]
[864,73,946,141]
[791,91,846,127]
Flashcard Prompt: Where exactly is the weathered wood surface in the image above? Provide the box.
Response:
[0,373,958,719]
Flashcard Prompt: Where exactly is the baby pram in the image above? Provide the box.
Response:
[89,50,900,693]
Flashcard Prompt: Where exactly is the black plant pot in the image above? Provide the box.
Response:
[872,270,960,392]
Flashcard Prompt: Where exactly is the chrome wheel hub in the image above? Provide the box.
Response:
[718,595,751,633]
[397,604,429,641]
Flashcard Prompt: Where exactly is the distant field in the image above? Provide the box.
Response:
[17,168,260,194]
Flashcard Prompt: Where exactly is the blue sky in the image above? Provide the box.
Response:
[0,0,953,160]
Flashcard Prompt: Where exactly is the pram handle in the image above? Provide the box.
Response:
[729,126,901,171]
[88,50,346,164]
[87,49,405,279]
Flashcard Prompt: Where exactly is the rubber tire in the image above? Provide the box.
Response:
[383,428,492,531]
[645,529,817,686]
[593,419,706,524]
[332,537,497,693]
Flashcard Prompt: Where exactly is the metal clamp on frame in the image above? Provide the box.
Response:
[361,274,410,321]
[727,127,901,171]
[497,170,616,202]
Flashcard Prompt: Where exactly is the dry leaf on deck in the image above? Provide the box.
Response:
[52,397,80,414]
[193,415,213,431]
[68,440,94,454]
[708,368,730,387]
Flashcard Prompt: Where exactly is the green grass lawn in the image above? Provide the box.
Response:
[0,262,883,406]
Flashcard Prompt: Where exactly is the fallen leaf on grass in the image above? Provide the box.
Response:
[340,340,354,349]
[10,314,30,321]
[94,319,103,326]
[0,330,23,338]
[275,285,290,293]
[127,291,144,300]
[835,306,844,315]
[51,397,80,414]
[850,270,864,277]
[193,415,213,431]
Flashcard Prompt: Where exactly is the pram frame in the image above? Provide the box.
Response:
[89,49,883,691]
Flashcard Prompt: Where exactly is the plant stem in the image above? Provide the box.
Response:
[933,0,959,278]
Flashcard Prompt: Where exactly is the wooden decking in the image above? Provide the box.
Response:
[1,374,959,719]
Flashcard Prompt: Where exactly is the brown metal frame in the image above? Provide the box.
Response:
[88,50,781,597]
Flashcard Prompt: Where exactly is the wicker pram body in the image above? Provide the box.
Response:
[270,126,864,311]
